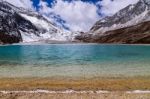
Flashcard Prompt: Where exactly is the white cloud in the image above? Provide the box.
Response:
[39,0,140,32]
[39,0,100,32]
[3,0,34,10]
[2,0,140,32]
[99,0,139,15]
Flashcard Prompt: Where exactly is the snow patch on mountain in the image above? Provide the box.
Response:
[90,0,150,35]
[19,13,79,42]
[94,9,150,35]
[20,32,39,42]
[20,14,59,32]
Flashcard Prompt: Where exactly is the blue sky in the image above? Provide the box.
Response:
[32,0,102,10]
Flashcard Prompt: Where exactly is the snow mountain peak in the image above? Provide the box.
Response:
[90,0,150,34]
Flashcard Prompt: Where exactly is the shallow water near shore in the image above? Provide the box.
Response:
[0,44,150,78]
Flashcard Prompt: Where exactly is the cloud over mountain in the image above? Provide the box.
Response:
[39,0,100,32]
[99,0,139,15]
[2,0,139,32]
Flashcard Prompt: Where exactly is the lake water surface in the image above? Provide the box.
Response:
[0,44,150,78]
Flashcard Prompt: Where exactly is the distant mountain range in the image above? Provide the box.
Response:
[1,0,150,44]
[0,1,78,44]
[76,0,150,44]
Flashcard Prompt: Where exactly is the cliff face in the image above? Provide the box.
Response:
[0,1,43,44]
[76,0,150,44]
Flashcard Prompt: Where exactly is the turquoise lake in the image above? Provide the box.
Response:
[0,44,150,78]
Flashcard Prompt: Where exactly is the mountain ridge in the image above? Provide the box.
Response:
[90,0,150,33]
[76,0,150,44]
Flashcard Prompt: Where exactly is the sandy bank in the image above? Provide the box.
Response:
[0,77,150,91]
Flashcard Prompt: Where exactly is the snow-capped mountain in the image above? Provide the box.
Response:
[90,0,150,34]
[0,1,78,44]
[76,0,150,44]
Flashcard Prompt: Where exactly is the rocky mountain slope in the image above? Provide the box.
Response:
[76,0,150,44]
[0,1,77,44]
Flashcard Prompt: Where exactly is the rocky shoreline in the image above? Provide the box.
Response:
[0,91,150,99]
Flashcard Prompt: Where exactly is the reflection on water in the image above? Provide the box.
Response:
[0,44,150,78]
